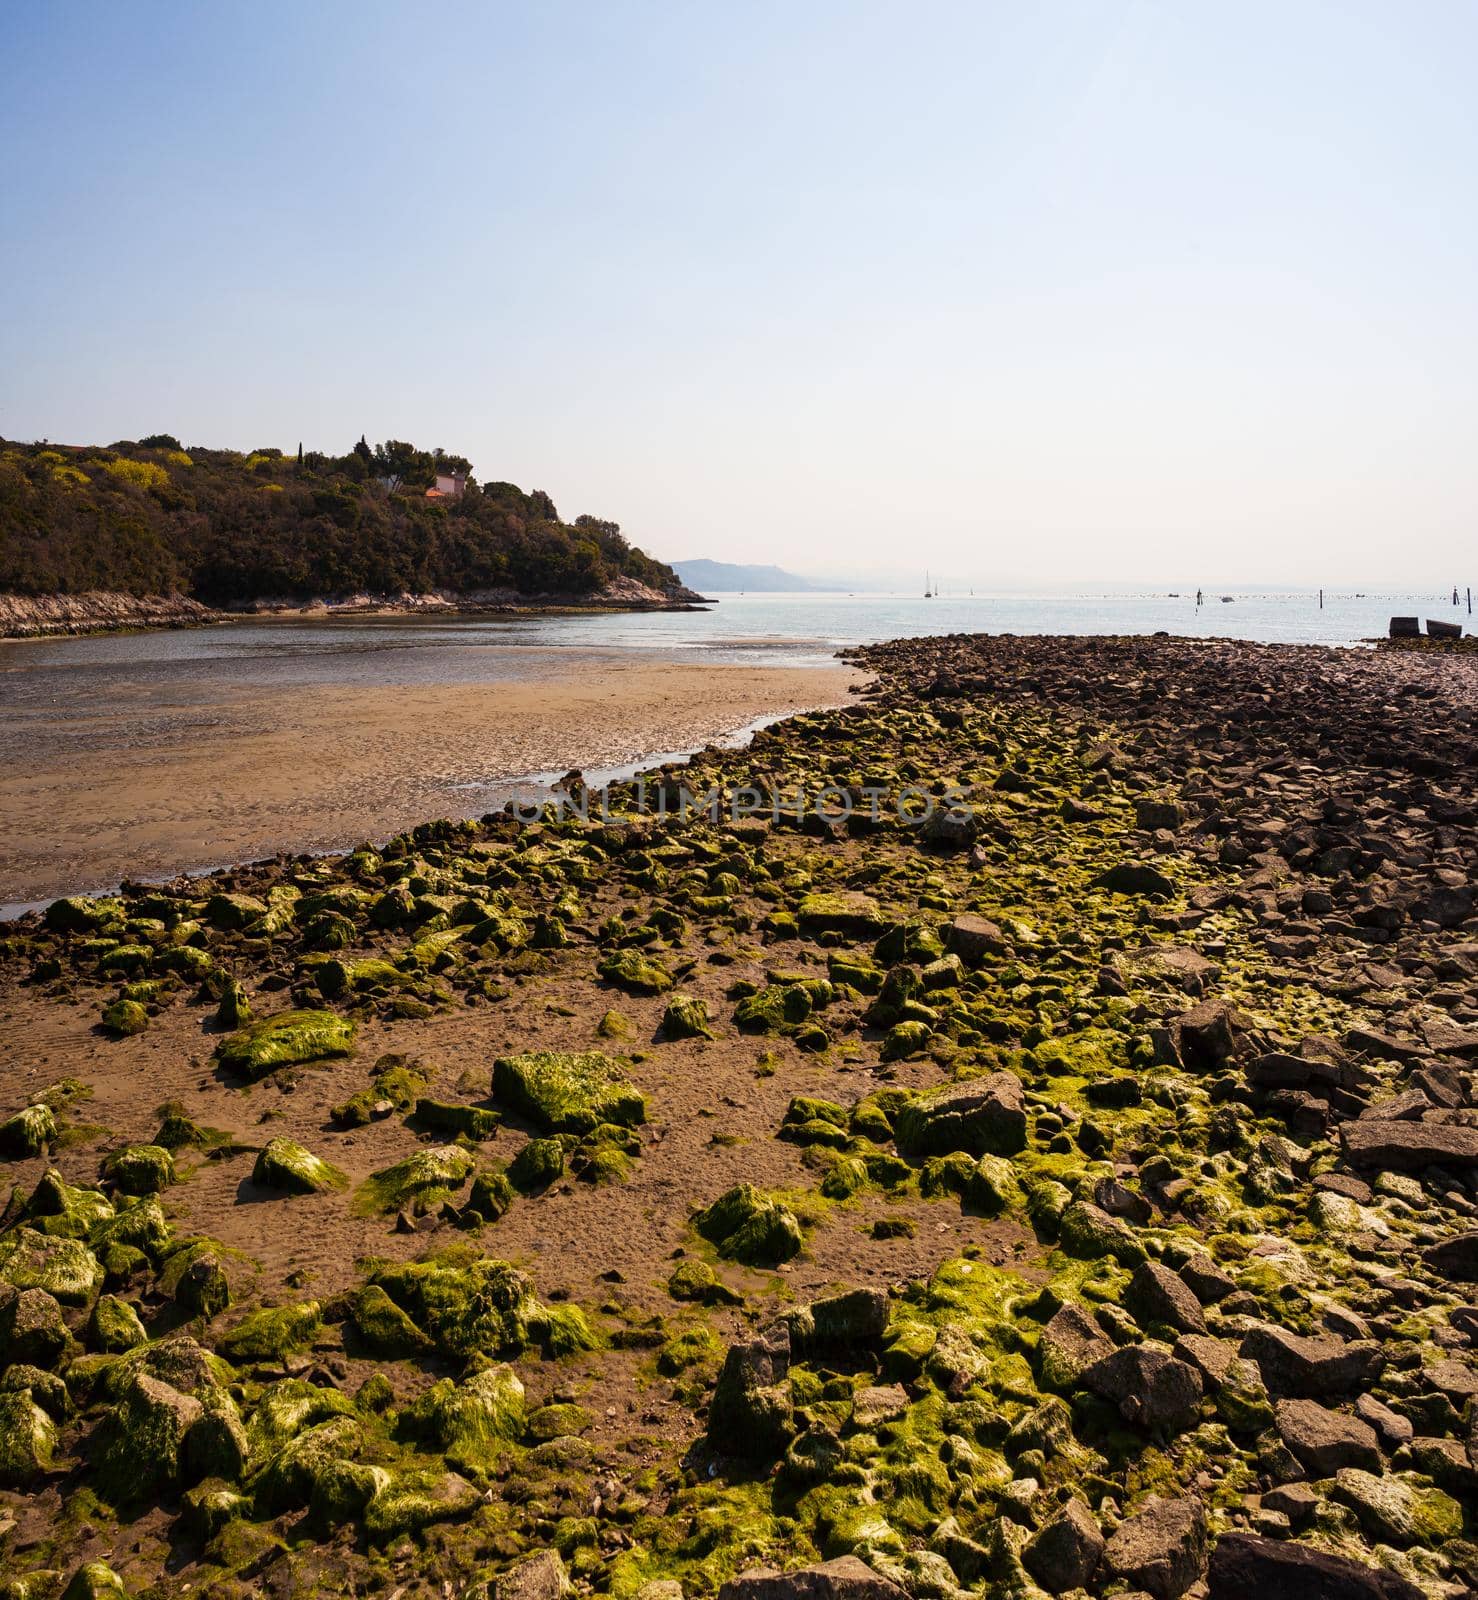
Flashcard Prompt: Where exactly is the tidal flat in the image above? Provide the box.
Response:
[0,634,1475,1600]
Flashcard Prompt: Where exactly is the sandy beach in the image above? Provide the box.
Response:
[0,650,860,907]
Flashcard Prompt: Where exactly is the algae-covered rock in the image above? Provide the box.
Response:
[0,1104,58,1157]
[1331,1467,1463,1546]
[597,951,674,994]
[597,1009,634,1039]
[88,1294,148,1353]
[509,1137,566,1192]
[694,1184,804,1267]
[0,1228,104,1304]
[361,1466,480,1543]
[214,978,252,1030]
[1058,1201,1147,1267]
[708,1322,792,1458]
[368,1256,597,1361]
[218,1302,321,1364]
[662,993,715,1040]
[175,1253,231,1320]
[60,1563,127,1600]
[46,895,115,933]
[880,1020,932,1061]
[332,1054,427,1127]
[350,1284,434,1358]
[0,1390,56,1486]
[412,1097,500,1141]
[252,1137,348,1195]
[668,1259,743,1306]
[26,1169,114,1240]
[399,1364,525,1474]
[493,1050,646,1135]
[205,892,269,930]
[102,1144,175,1196]
[797,891,885,933]
[894,1074,1027,1157]
[215,1009,355,1078]
[93,1370,205,1504]
[100,998,149,1037]
[357,1145,475,1214]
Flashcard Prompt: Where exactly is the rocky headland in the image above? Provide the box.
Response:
[0,634,1475,1599]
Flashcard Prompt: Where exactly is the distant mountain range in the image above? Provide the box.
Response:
[673,558,865,592]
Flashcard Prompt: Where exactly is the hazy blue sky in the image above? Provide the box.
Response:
[3,1,1474,584]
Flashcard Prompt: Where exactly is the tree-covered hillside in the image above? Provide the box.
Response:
[0,436,688,603]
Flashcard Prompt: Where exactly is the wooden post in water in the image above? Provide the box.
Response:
[1319,588,1323,610]
[1469,587,1473,615]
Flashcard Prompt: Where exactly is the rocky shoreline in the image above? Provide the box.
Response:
[0,633,1475,1599]
[0,591,218,639]
[0,578,709,640]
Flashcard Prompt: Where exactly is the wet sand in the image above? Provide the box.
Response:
[0,650,860,907]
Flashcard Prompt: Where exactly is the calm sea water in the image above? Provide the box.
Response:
[0,585,1467,688]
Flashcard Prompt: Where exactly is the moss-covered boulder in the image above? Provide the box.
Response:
[597,951,673,994]
[412,1098,501,1141]
[102,1144,175,1196]
[215,1009,355,1079]
[0,1390,56,1486]
[100,997,149,1037]
[0,1285,70,1370]
[493,1051,646,1135]
[92,1370,206,1504]
[667,1259,743,1306]
[509,1136,566,1192]
[894,1074,1028,1157]
[60,1563,127,1600]
[797,891,884,933]
[205,892,268,930]
[368,1256,598,1362]
[661,994,715,1040]
[175,1253,231,1320]
[349,1285,434,1358]
[331,1055,427,1127]
[252,1137,348,1195]
[361,1466,480,1543]
[88,1294,148,1353]
[316,957,412,999]
[694,1185,804,1267]
[218,1302,321,1364]
[46,895,114,933]
[399,1365,525,1475]
[25,1170,114,1240]
[0,1104,58,1158]
[0,1228,104,1305]
[356,1146,475,1214]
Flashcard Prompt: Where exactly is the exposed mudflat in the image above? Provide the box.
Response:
[1,634,1476,1600]
[0,652,859,907]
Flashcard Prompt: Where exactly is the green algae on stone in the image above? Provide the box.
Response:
[361,1466,481,1544]
[102,1143,175,1196]
[218,1301,321,1363]
[215,1009,355,1079]
[667,1259,742,1306]
[367,1254,598,1362]
[597,1008,634,1039]
[205,892,269,930]
[356,1145,475,1214]
[693,1184,804,1267]
[0,1104,58,1159]
[350,1284,435,1358]
[252,1136,348,1194]
[508,1136,566,1192]
[399,1364,525,1475]
[662,994,715,1040]
[797,891,885,933]
[331,1055,428,1127]
[100,997,149,1037]
[0,1227,104,1304]
[493,1050,646,1135]
[412,1098,501,1141]
[87,1294,148,1353]
[0,1390,56,1487]
[598,951,674,995]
